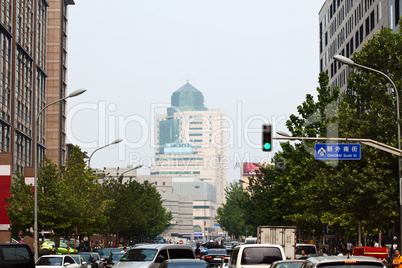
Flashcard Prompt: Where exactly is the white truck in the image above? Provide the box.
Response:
[257,226,297,259]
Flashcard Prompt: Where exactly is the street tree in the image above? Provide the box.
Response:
[216,182,254,238]
[103,174,171,243]
[5,172,34,238]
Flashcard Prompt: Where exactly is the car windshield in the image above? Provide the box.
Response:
[70,255,81,263]
[112,254,124,261]
[120,249,158,261]
[36,256,63,266]
[98,249,111,257]
[296,246,316,254]
[241,247,283,265]
[274,261,305,268]
[208,249,227,255]
[80,254,91,261]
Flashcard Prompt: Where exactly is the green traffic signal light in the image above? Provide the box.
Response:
[264,142,271,150]
[262,124,272,152]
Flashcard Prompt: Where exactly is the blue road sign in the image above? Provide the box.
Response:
[314,143,361,160]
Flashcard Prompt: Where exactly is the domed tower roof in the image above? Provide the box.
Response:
[170,82,207,113]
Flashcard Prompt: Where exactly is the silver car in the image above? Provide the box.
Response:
[112,244,195,268]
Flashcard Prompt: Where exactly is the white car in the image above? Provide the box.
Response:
[36,255,79,267]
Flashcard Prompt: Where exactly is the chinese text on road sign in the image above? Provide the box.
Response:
[314,143,361,160]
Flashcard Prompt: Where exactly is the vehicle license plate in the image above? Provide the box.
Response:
[214,257,221,260]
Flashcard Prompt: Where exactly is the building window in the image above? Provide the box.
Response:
[365,17,370,36]
[370,10,375,31]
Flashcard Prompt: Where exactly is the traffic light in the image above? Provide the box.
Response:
[262,124,272,152]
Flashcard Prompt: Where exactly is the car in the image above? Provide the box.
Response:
[0,243,35,268]
[40,241,78,254]
[159,259,212,267]
[79,252,104,268]
[57,242,78,254]
[40,241,56,251]
[229,244,286,268]
[223,242,236,256]
[113,244,195,268]
[71,254,89,268]
[204,248,228,267]
[105,252,125,268]
[35,255,79,268]
[301,256,386,268]
[271,259,306,268]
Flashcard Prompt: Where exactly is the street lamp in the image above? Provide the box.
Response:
[34,88,86,260]
[87,138,123,167]
[120,165,144,177]
[276,131,291,137]
[334,54,401,247]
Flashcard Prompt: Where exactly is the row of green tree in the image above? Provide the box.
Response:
[217,22,402,241]
[5,145,172,245]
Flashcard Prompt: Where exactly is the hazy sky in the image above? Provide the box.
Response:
[66,1,325,181]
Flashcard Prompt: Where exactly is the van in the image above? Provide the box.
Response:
[229,244,286,268]
[113,244,195,268]
[0,243,35,268]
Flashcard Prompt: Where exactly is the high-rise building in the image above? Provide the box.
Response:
[152,82,227,205]
[46,0,75,167]
[0,0,74,242]
[319,0,400,92]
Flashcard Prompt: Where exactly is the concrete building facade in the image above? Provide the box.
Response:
[319,0,400,92]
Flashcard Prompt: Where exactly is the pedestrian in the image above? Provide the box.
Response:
[394,249,402,268]
[121,246,127,253]
[195,243,202,259]
[322,248,328,256]
[374,240,379,247]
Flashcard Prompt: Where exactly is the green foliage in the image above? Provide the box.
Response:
[218,24,401,239]
[5,172,34,238]
[216,183,253,237]
[5,145,171,242]
[102,172,172,241]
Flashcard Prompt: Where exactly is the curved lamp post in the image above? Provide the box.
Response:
[87,138,123,168]
[334,54,401,247]
[34,88,86,260]
[120,164,144,177]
